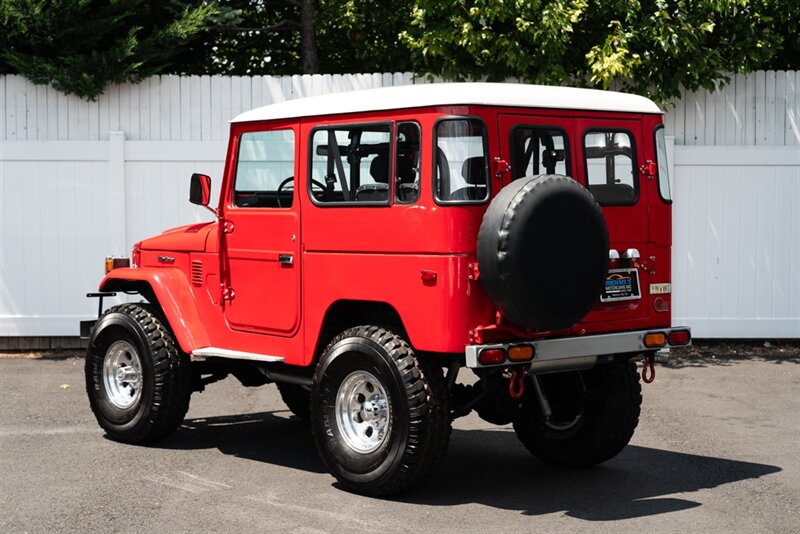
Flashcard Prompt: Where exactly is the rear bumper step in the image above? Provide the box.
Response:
[465,327,691,372]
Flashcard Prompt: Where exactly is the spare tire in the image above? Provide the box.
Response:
[477,175,609,331]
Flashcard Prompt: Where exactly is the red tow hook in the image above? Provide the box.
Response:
[508,370,526,399]
[642,355,656,384]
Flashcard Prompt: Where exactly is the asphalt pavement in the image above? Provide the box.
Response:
[1,352,798,533]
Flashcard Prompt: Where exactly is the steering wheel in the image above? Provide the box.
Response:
[276,177,328,207]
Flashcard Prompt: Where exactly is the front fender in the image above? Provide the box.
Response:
[99,267,210,353]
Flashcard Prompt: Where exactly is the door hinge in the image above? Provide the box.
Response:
[468,262,480,281]
[639,160,657,179]
[493,157,510,178]
[221,286,235,301]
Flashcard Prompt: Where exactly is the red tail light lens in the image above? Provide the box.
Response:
[668,329,691,346]
[478,348,506,365]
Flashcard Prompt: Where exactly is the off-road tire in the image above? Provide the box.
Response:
[277,382,311,422]
[311,325,451,496]
[85,303,192,443]
[513,361,641,467]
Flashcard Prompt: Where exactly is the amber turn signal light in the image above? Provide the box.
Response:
[643,332,667,348]
[478,348,506,365]
[508,345,534,361]
[105,256,130,274]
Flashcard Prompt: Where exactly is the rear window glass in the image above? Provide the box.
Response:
[434,119,489,203]
[309,124,391,205]
[511,126,570,179]
[583,130,638,205]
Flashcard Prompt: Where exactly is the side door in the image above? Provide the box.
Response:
[222,127,301,336]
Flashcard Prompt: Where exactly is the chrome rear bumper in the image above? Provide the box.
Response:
[465,327,691,373]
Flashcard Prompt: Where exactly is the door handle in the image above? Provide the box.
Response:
[278,254,294,266]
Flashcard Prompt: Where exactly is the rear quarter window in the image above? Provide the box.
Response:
[434,118,489,204]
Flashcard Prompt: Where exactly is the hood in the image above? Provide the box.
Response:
[139,221,215,252]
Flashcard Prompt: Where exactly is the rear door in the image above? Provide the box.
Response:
[574,117,650,324]
[498,114,651,325]
[498,115,574,187]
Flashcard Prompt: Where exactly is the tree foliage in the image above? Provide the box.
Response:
[1,1,796,102]
[183,0,414,75]
[0,0,217,100]
[400,0,798,103]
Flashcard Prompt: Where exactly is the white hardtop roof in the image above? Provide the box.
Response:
[231,82,661,123]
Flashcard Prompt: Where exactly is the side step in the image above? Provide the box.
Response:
[191,347,285,363]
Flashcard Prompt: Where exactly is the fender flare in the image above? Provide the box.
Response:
[99,267,210,353]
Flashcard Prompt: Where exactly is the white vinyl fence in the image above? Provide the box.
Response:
[1,72,798,344]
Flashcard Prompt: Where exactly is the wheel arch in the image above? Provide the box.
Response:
[312,299,409,365]
[99,267,211,353]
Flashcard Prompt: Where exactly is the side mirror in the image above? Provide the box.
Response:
[189,173,211,206]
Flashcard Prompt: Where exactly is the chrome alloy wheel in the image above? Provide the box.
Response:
[102,340,143,409]
[335,371,391,453]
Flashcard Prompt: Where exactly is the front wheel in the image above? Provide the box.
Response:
[85,303,192,443]
[513,360,641,467]
[311,326,451,496]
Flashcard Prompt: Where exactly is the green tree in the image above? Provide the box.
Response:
[0,0,218,100]
[400,0,797,103]
[187,0,414,76]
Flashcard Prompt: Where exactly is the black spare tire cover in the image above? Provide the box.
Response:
[477,175,609,331]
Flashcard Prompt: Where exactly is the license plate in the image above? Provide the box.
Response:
[600,268,641,302]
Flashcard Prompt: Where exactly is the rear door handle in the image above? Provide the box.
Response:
[278,254,293,266]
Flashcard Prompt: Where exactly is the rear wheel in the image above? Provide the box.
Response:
[513,361,641,467]
[85,303,191,443]
[311,325,451,496]
[277,382,311,422]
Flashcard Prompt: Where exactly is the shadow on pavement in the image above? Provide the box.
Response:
[399,428,781,520]
[151,410,326,474]
[150,412,780,520]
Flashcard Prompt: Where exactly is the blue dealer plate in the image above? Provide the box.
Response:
[600,268,641,303]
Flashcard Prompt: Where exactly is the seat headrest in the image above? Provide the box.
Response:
[461,157,487,185]
[370,153,389,184]
[396,155,417,184]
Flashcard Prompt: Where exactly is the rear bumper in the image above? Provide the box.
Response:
[465,327,691,372]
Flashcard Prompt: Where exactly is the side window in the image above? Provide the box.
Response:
[511,126,570,179]
[234,129,296,208]
[583,130,637,205]
[309,124,391,204]
[435,118,489,203]
[396,122,421,204]
[654,126,672,203]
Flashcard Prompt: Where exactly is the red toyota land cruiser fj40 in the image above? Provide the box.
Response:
[83,83,690,496]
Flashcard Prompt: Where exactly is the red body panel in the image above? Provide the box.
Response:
[115,104,673,366]
[100,266,211,352]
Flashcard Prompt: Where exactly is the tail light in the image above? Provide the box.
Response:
[508,345,534,362]
[478,348,506,365]
[668,329,691,346]
[643,332,667,348]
